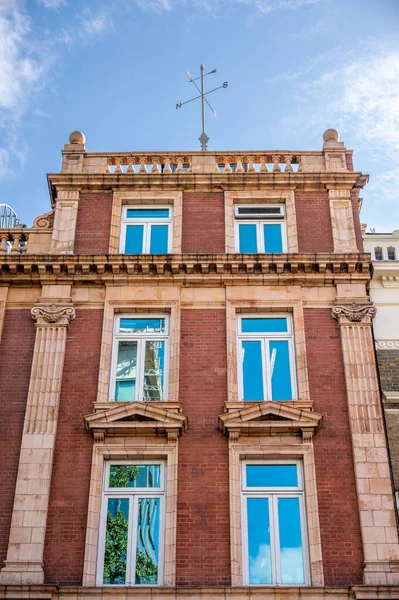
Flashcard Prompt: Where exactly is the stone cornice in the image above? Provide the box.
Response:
[0,584,395,600]
[31,303,76,326]
[332,302,376,323]
[47,171,366,204]
[0,253,371,285]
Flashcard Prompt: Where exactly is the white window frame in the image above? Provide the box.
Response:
[241,459,310,586]
[234,205,287,253]
[237,314,297,402]
[120,206,173,254]
[97,460,166,587]
[110,314,170,402]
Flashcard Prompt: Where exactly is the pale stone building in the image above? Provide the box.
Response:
[363,230,399,508]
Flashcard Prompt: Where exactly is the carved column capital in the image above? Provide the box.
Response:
[31,303,76,326]
[332,302,376,324]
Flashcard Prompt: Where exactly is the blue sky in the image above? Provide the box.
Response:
[1,0,399,230]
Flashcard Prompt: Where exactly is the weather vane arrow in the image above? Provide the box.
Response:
[176,64,228,151]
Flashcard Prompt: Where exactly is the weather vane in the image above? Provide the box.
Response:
[176,64,228,151]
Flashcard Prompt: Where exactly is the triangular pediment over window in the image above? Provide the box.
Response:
[219,401,322,442]
[84,402,187,442]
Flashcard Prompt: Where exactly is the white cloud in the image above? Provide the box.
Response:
[249,543,304,584]
[281,45,399,230]
[0,0,47,178]
[36,0,66,8]
[136,0,329,15]
[240,0,326,15]
[135,0,327,13]
[0,1,111,181]
[0,2,44,112]
[78,9,109,37]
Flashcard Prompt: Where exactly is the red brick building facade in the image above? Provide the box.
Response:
[0,130,398,600]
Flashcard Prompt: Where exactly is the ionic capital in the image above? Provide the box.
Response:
[31,303,76,326]
[332,302,376,324]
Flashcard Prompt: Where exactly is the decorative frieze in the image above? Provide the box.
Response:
[376,341,399,349]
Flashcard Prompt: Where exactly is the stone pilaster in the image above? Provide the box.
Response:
[0,303,75,585]
[49,191,79,254]
[328,190,357,253]
[333,301,399,585]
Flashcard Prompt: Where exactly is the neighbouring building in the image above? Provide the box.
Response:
[0,128,398,600]
[364,229,399,512]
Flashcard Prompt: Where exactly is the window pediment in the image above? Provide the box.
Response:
[84,402,187,442]
[219,401,322,442]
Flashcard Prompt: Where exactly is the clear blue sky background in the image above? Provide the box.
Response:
[1,0,398,229]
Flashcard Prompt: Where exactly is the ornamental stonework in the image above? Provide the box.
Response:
[332,302,376,323]
[31,303,76,326]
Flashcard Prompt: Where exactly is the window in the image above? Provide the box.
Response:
[388,246,396,261]
[97,462,165,586]
[242,461,308,586]
[110,315,169,402]
[374,246,383,261]
[120,207,172,254]
[237,315,296,402]
[235,205,286,253]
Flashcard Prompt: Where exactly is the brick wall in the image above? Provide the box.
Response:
[304,308,363,585]
[346,153,354,171]
[74,193,113,254]
[377,349,399,392]
[176,309,230,586]
[44,310,103,585]
[295,192,334,252]
[182,193,225,253]
[385,412,399,493]
[0,310,36,570]
[376,349,399,492]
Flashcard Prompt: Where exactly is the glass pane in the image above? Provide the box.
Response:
[135,498,160,585]
[119,318,165,334]
[241,318,288,333]
[270,340,293,400]
[109,465,161,488]
[103,498,129,585]
[126,209,170,219]
[246,464,298,488]
[247,498,271,584]
[239,224,257,253]
[278,498,305,584]
[242,341,264,401]
[264,224,283,253]
[125,225,144,254]
[150,225,169,254]
[115,341,137,401]
[143,341,165,401]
